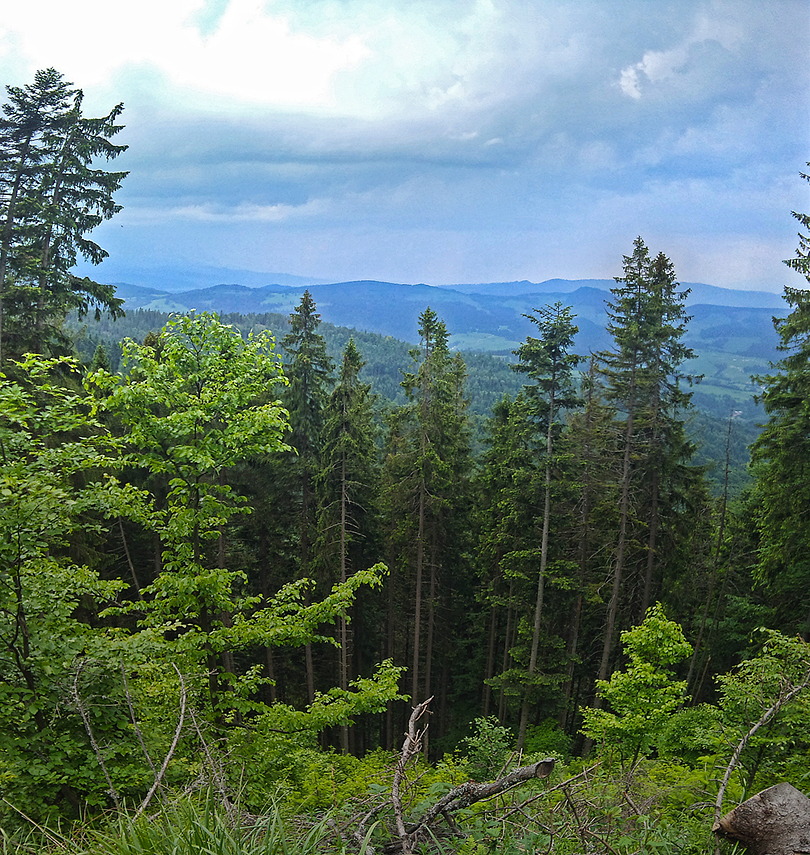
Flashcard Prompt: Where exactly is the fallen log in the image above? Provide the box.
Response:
[712,782,810,855]
[384,757,556,854]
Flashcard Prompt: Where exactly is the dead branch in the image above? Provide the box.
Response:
[391,697,433,853]
[120,664,156,773]
[188,705,235,818]
[70,661,120,808]
[353,804,384,855]
[386,757,556,854]
[134,663,187,819]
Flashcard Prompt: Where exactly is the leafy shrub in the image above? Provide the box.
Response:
[458,717,513,781]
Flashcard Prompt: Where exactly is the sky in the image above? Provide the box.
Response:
[1,0,809,292]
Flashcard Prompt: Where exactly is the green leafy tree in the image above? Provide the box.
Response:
[0,68,127,361]
[0,355,130,815]
[89,312,291,714]
[582,603,692,765]
[713,629,810,799]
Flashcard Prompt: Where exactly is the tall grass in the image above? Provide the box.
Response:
[1,796,368,855]
[85,798,339,855]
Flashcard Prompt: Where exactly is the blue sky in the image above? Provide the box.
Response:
[1,0,809,291]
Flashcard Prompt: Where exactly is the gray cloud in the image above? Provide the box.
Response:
[6,0,802,291]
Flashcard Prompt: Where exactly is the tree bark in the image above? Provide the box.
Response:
[713,783,810,855]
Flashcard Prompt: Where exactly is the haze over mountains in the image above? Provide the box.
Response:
[104,265,788,402]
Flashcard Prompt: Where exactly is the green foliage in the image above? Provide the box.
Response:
[523,719,572,757]
[582,604,692,764]
[283,748,394,813]
[85,795,341,855]
[0,355,130,816]
[714,629,810,794]
[459,716,513,781]
[0,68,126,361]
[88,312,290,672]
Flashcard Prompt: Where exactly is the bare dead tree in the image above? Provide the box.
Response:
[391,697,432,853]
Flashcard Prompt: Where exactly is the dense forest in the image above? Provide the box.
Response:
[1,69,809,855]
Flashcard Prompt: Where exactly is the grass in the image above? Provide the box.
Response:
[1,796,365,855]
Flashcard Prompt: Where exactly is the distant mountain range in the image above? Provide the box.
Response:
[104,271,788,403]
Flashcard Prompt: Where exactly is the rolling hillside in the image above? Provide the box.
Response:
[108,276,787,403]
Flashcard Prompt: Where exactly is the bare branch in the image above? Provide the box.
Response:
[713,667,810,828]
[134,663,187,819]
[70,660,120,809]
[392,697,433,853]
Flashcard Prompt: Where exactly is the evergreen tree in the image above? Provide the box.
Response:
[596,238,700,684]
[560,356,620,733]
[281,291,334,700]
[383,308,473,745]
[750,174,810,636]
[315,338,380,750]
[475,394,538,722]
[510,302,581,747]
[0,68,127,361]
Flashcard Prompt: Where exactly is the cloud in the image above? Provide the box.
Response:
[2,0,807,292]
[122,198,327,225]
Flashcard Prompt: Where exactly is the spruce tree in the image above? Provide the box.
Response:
[0,68,127,361]
[281,291,334,700]
[315,338,380,750]
[750,173,810,636]
[511,302,581,747]
[383,308,472,744]
[596,238,699,683]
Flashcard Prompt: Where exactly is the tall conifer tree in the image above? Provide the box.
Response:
[750,172,810,636]
[0,68,126,361]
[383,308,472,742]
[282,291,334,700]
[596,238,698,683]
[315,338,380,750]
[511,302,581,747]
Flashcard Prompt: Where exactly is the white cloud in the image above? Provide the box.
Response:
[1,0,369,111]
[617,6,744,101]
[122,198,326,224]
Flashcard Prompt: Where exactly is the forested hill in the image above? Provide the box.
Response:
[71,308,525,417]
[3,66,809,855]
[108,276,786,404]
[72,303,760,497]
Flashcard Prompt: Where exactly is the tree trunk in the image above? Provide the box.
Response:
[411,474,426,702]
[597,403,634,685]
[518,388,555,749]
[483,607,497,716]
[338,457,350,753]
[713,783,810,855]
